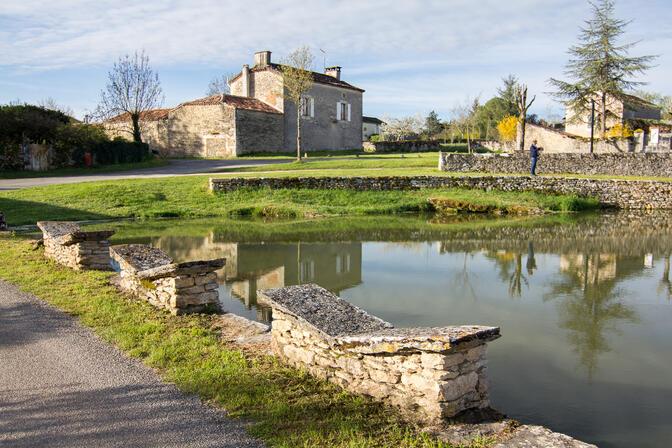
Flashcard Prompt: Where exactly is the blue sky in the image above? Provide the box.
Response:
[1,0,670,122]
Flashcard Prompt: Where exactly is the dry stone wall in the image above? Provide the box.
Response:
[37,221,114,270]
[210,175,672,209]
[110,244,225,315]
[439,151,672,177]
[363,140,442,153]
[258,284,500,424]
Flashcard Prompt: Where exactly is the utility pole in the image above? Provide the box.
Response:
[590,99,595,154]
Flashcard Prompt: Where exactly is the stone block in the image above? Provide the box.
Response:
[440,371,478,402]
[421,352,465,369]
[465,344,487,361]
[369,368,401,384]
[172,276,195,288]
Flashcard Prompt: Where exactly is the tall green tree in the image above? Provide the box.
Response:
[423,110,443,138]
[496,74,519,115]
[549,0,656,137]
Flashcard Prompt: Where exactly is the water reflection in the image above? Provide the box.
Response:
[95,212,672,447]
[546,253,640,380]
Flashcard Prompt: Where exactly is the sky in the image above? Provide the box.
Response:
[1,0,671,122]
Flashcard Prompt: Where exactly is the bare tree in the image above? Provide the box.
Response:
[39,97,75,118]
[452,96,480,153]
[96,50,163,143]
[514,84,535,151]
[280,46,314,161]
[206,73,234,96]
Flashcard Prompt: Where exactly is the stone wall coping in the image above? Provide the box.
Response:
[110,244,226,279]
[258,284,500,353]
[335,326,500,354]
[37,221,115,245]
[258,284,394,339]
[136,258,227,280]
[110,244,174,273]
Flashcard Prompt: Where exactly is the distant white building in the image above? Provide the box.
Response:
[362,116,383,140]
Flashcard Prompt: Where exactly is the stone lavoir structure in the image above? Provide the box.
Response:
[110,244,225,315]
[37,221,114,270]
[105,50,363,157]
[258,284,500,424]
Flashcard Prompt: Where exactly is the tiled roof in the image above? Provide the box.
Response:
[230,64,365,93]
[622,93,661,109]
[180,94,281,114]
[363,116,383,124]
[107,108,172,123]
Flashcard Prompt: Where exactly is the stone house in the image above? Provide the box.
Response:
[105,50,364,157]
[565,92,661,138]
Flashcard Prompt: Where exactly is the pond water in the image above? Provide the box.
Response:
[93,212,672,448]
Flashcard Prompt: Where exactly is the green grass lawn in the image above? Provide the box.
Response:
[215,153,439,173]
[0,234,495,447]
[0,159,168,179]
[0,175,598,226]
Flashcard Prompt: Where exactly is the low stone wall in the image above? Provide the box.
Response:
[363,140,442,153]
[439,151,672,177]
[210,175,672,209]
[0,212,6,231]
[37,221,114,270]
[258,284,500,424]
[110,244,225,315]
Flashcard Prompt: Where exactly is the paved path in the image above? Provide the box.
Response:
[0,158,294,191]
[0,280,265,448]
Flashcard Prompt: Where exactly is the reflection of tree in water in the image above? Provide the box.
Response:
[453,252,477,300]
[658,252,672,302]
[545,253,639,380]
[485,250,531,299]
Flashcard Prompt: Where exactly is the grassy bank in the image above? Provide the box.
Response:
[216,153,439,173]
[0,175,598,226]
[0,159,168,179]
[0,234,490,447]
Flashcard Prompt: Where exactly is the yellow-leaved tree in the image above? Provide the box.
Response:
[497,115,518,145]
[606,123,634,139]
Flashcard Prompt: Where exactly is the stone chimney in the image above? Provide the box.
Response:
[325,66,341,80]
[241,64,250,97]
[254,51,271,67]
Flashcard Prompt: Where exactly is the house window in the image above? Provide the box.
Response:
[301,97,314,118]
[336,101,351,121]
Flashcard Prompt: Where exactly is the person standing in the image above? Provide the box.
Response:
[529,140,543,176]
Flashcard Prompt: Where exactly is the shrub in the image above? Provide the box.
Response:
[606,123,634,139]
[496,116,518,142]
[369,134,381,142]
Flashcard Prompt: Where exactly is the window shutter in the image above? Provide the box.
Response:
[347,103,351,122]
[310,98,314,117]
[336,102,342,120]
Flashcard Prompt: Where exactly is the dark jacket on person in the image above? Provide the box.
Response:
[530,145,541,158]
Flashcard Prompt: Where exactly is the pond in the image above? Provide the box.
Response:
[90,212,672,448]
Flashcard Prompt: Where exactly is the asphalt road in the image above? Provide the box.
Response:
[0,280,265,448]
[0,158,294,191]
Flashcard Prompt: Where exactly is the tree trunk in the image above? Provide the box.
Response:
[296,108,302,161]
[518,115,527,152]
[600,92,607,138]
[466,126,471,153]
[131,114,142,143]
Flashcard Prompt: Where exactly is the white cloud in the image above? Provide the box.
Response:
[1,0,670,119]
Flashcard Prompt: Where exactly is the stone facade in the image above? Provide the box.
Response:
[229,50,364,152]
[110,244,225,315]
[37,221,114,271]
[258,284,500,424]
[210,174,672,209]
[439,151,672,177]
[105,97,283,157]
[566,93,661,138]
